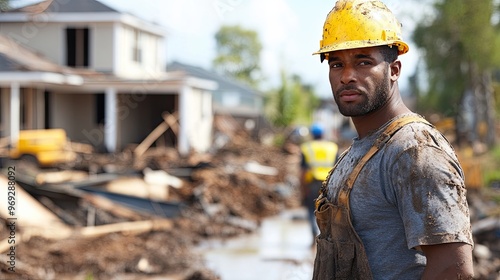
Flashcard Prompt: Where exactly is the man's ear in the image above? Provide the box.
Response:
[390,60,402,82]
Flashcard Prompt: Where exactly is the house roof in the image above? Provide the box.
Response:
[167,61,262,97]
[0,34,75,73]
[0,54,20,72]
[9,0,119,13]
[0,34,217,91]
[3,0,165,37]
[0,33,101,85]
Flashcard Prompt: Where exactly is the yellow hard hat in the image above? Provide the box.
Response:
[313,0,409,62]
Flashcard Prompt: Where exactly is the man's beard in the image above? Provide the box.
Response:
[334,72,390,117]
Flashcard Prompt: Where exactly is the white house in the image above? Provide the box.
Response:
[0,0,216,155]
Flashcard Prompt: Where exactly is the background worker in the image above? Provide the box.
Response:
[299,123,338,243]
[311,0,474,279]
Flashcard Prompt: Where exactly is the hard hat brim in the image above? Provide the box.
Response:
[313,40,409,62]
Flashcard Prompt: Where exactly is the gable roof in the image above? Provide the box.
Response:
[0,33,100,85]
[0,33,216,90]
[8,0,119,13]
[0,34,75,73]
[3,0,165,37]
[167,61,262,97]
[0,54,20,72]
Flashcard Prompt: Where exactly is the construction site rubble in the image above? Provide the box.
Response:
[0,117,302,279]
[0,116,499,279]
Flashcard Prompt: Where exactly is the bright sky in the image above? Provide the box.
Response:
[13,0,432,97]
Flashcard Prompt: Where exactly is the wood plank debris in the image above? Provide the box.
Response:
[81,193,150,221]
[244,160,279,176]
[0,176,71,232]
[74,219,173,238]
[134,112,179,158]
[35,170,88,185]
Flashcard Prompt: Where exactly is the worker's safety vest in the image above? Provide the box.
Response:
[300,140,338,182]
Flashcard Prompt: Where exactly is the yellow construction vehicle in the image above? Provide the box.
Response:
[9,129,77,167]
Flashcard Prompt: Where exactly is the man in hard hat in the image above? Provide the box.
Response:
[311,0,474,279]
[299,123,338,245]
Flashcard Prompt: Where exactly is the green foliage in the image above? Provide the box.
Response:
[0,0,10,11]
[412,0,499,116]
[493,82,500,117]
[265,71,295,127]
[84,271,94,280]
[212,25,263,88]
[265,70,318,128]
[271,132,286,147]
[482,144,500,186]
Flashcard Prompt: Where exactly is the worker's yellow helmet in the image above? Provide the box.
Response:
[313,0,409,62]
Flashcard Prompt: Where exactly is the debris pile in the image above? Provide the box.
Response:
[0,117,302,279]
[0,115,499,279]
[468,188,500,279]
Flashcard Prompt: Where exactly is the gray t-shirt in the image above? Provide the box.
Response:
[325,114,473,280]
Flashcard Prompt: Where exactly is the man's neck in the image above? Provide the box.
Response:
[351,100,412,139]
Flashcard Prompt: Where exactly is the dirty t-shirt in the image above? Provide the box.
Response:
[325,113,473,280]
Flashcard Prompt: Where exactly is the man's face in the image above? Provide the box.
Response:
[328,47,395,117]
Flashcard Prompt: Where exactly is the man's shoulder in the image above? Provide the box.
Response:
[380,121,453,155]
[392,120,449,144]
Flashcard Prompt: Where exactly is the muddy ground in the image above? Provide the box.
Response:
[0,121,499,279]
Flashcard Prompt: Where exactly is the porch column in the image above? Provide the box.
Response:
[105,87,117,153]
[35,88,45,129]
[178,86,190,155]
[1,89,9,138]
[10,82,20,145]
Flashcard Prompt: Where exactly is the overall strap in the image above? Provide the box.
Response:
[337,115,430,206]
[315,115,431,210]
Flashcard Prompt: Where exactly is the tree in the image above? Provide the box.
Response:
[265,70,318,128]
[412,0,499,149]
[0,0,10,11]
[212,25,263,88]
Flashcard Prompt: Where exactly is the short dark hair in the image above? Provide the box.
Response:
[379,45,399,63]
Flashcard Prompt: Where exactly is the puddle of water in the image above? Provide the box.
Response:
[198,208,315,280]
